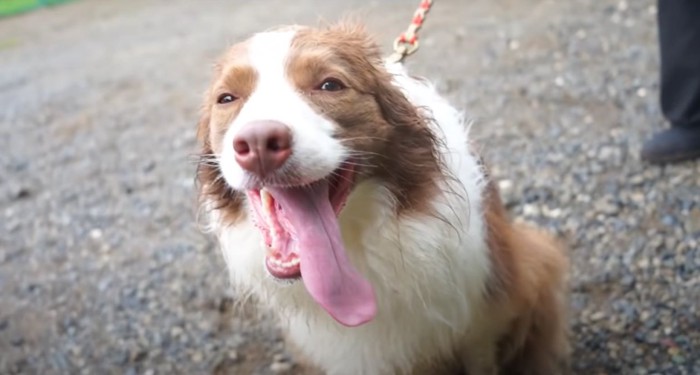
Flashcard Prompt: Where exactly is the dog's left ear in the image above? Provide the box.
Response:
[372,70,423,130]
[368,56,443,213]
[323,22,419,127]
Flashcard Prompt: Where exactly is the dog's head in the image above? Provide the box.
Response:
[196,23,441,326]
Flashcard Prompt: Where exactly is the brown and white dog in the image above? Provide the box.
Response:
[196,23,569,375]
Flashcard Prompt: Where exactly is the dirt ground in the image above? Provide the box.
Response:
[1,0,698,374]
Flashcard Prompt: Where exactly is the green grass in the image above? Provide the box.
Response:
[0,0,74,18]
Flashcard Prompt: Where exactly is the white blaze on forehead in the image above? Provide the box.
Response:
[218,28,347,189]
[248,29,297,96]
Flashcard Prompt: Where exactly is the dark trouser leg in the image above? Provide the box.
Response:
[658,0,700,128]
[641,1,700,163]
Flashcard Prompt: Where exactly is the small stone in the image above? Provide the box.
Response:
[89,229,103,240]
[628,174,645,186]
[672,354,686,364]
[598,146,617,160]
[497,179,513,192]
[191,351,203,363]
[143,161,156,172]
[508,39,520,50]
[170,326,183,337]
[543,207,563,219]
[644,317,659,330]
[630,192,645,204]
[617,0,628,11]
[130,350,147,363]
[685,208,700,234]
[620,275,635,288]
[590,311,606,322]
[522,204,541,217]
[11,186,32,200]
[497,179,518,207]
[594,199,620,216]
[11,336,24,346]
[661,215,677,228]
[270,361,293,373]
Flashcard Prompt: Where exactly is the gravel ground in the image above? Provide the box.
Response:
[1,0,698,374]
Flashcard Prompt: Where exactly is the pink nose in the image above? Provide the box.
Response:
[233,120,292,177]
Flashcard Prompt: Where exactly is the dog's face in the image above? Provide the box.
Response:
[203,26,398,190]
[197,24,441,326]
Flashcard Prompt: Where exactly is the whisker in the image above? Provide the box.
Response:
[342,149,389,160]
[328,170,355,185]
[339,136,387,142]
[340,160,373,168]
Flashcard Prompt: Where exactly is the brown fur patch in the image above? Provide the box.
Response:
[287,23,443,214]
[479,159,570,374]
[196,41,257,224]
[481,164,518,300]
[497,223,570,375]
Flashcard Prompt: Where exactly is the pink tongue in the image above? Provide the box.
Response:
[268,183,376,327]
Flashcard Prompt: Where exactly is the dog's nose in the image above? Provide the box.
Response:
[233,120,292,177]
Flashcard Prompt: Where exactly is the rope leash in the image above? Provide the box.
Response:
[386,0,433,64]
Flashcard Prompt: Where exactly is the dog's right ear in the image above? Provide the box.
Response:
[195,91,213,194]
[196,89,213,150]
[197,58,227,150]
[197,70,221,153]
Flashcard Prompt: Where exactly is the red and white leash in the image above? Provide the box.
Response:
[387,0,434,64]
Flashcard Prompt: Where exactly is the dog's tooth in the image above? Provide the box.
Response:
[283,258,300,267]
[268,256,299,269]
[260,189,275,228]
[261,188,272,208]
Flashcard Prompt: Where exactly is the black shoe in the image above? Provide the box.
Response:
[641,126,700,164]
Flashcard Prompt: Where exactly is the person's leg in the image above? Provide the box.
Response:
[641,0,700,163]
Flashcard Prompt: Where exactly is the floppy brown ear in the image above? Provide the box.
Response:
[370,66,443,213]
[326,21,435,157]
[194,88,245,222]
[195,94,215,191]
[196,90,213,150]
[318,21,443,213]
[196,56,228,151]
[195,98,215,200]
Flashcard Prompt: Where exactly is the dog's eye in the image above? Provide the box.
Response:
[317,79,346,92]
[217,93,237,104]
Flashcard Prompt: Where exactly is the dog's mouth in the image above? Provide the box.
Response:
[246,161,377,327]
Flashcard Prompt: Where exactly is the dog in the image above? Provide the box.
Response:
[195,22,569,375]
